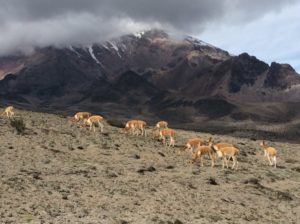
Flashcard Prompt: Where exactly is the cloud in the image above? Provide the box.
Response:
[200,1,300,73]
[0,0,297,57]
[0,13,153,55]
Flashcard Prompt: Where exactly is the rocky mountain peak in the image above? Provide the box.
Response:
[0,29,300,127]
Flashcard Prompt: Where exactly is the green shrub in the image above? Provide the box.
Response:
[10,117,26,134]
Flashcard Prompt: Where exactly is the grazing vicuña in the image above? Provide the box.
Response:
[84,115,104,132]
[122,120,147,136]
[2,106,15,119]
[74,112,91,123]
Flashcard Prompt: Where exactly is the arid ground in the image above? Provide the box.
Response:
[0,108,299,224]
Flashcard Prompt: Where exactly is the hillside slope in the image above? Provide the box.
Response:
[0,109,299,223]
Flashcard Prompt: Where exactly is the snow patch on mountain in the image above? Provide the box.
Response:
[69,46,81,57]
[134,31,145,39]
[100,43,110,51]
[108,41,122,58]
[88,46,104,67]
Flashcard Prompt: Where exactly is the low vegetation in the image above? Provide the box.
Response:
[10,117,26,134]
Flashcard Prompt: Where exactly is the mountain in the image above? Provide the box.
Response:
[1,29,300,139]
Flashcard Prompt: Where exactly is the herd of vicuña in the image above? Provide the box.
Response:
[1,106,278,169]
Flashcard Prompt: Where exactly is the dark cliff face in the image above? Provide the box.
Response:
[229,53,269,93]
[0,29,300,124]
[0,48,102,102]
[264,62,300,89]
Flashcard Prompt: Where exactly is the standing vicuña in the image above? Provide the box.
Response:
[213,142,234,161]
[260,140,277,168]
[214,146,239,170]
[159,128,175,147]
[191,137,215,167]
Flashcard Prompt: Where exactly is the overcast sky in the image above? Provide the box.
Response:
[0,0,299,72]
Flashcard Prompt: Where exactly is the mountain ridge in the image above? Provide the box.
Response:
[1,29,300,139]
